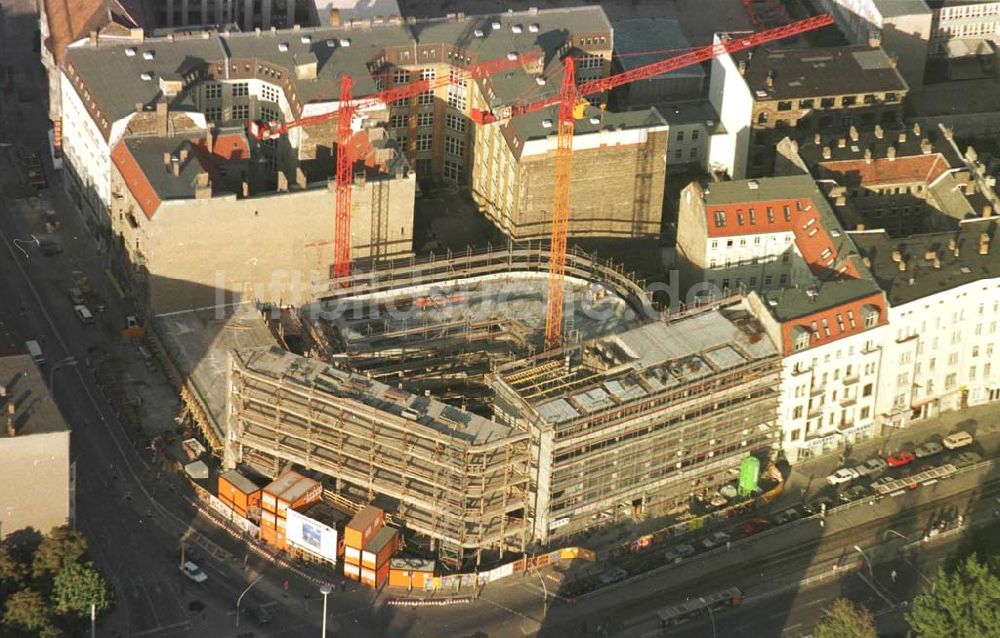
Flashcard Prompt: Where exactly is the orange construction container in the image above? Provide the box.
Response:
[259,470,320,552]
[344,505,384,550]
[360,562,390,588]
[361,527,399,570]
[388,557,436,590]
[344,562,361,581]
[218,470,262,520]
[344,544,361,566]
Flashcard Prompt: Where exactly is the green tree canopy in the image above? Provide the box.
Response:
[908,554,1000,638]
[814,598,877,638]
[53,562,112,617]
[0,545,25,593]
[3,588,51,632]
[31,527,88,581]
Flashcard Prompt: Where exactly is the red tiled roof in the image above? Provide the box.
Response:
[779,291,886,355]
[705,197,854,279]
[211,134,249,161]
[818,154,950,188]
[111,141,159,219]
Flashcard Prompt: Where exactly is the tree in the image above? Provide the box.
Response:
[3,588,51,632]
[908,554,1000,638]
[0,544,26,594]
[814,598,877,638]
[52,562,112,617]
[31,527,88,581]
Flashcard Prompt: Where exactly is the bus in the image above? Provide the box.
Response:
[656,587,743,628]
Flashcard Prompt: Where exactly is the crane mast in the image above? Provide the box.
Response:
[334,75,353,280]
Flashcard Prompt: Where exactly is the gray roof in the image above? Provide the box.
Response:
[0,355,70,438]
[65,6,611,130]
[850,219,1000,306]
[613,18,703,79]
[760,277,884,321]
[508,102,667,143]
[742,45,908,100]
[875,0,931,16]
[122,136,207,201]
[234,346,519,447]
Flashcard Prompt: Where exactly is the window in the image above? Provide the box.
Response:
[259,106,277,123]
[418,91,434,105]
[261,84,280,103]
[885,92,898,103]
[692,130,700,140]
[799,98,814,109]
[443,159,462,181]
[713,211,726,227]
[577,55,603,69]
[417,112,433,127]
[204,82,222,100]
[863,94,876,105]
[447,85,466,109]
[970,366,977,380]
[897,372,909,388]
[860,406,870,420]
[390,114,407,128]
[393,69,411,84]
[779,274,789,285]
[945,373,957,389]
[841,95,857,107]
[445,113,465,132]
[790,429,801,442]
[232,82,248,97]
[777,101,792,111]
[232,104,250,120]
[676,131,685,142]
[820,97,835,108]
[674,149,683,159]
[445,135,464,157]
[764,275,773,286]
[795,332,809,351]
[948,352,959,365]
[420,68,436,81]
[415,133,432,152]
[448,69,467,87]
[689,148,698,159]
[205,106,222,121]
[792,406,803,419]
[862,383,873,397]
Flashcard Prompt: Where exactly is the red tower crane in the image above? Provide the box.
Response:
[469,14,834,350]
[246,50,541,280]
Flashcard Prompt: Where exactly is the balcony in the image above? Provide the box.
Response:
[843,373,860,385]
[840,396,857,408]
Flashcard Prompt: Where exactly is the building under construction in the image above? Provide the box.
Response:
[221,245,782,567]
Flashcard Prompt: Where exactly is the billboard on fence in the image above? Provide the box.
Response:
[285,508,338,563]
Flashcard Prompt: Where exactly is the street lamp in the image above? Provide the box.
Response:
[532,556,549,615]
[854,544,874,580]
[11,235,39,259]
[320,584,333,637]
[235,573,264,630]
[884,529,907,542]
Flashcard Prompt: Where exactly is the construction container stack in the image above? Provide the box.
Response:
[217,470,263,522]
[388,557,436,591]
[343,505,399,585]
[259,469,322,550]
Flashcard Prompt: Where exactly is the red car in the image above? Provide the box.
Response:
[885,451,916,467]
[740,517,772,535]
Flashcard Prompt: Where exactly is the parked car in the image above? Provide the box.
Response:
[949,451,982,468]
[180,561,207,583]
[803,496,835,516]
[740,517,772,535]
[773,507,802,525]
[73,304,95,325]
[827,467,860,485]
[943,432,974,450]
[855,457,888,477]
[247,604,271,625]
[702,532,731,550]
[915,441,943,458]
[598,567,629,585]
[885,451,917,468]
[839,485,869,503]
[68,287,85,305]
[675,543,696,559]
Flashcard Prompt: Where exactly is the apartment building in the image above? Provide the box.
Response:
[811,0,932,87]
[710,42,908,178]
[0,356,72,539]
[853,219,1000,426]
[108,122,414,312]
[928,1,1000,57]
[777,122,1000,236]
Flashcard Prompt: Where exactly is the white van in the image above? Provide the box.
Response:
[73,304,95,325]
[24,340,44,365]
[943,431,973,450]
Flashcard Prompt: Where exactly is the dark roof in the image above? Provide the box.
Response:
[761,277,884,322]
[0,355,70,438]
[64,6,611,129]
[112,136,208,217]
[850,219,1000,306]
[613,18,703,79]
[742,45,908,100]
[363,525,398,554]
[507,103,667,148]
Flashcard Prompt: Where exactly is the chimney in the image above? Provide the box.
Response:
[163,152,171,166]
[129,27,144,43]
[837,137,847,148]
[887,146,896,161]
[891,250,903,263]
[920,138,933,154]
[932,256,941,269]
[980,232,990,255]
[849,126,859,142]
[204,129,214,154]
[194,172,212,199]
[953,241,960,257]
[295,167,307,189]
[943,126,954,141]
[862,255,871,267]
[765,70,775,88]
[868,35,881,48]
[898,132,907,143]
[738,60,747,75]
[179,148,188,164]
[156,101,168,137]
[913,122,921,136]
[277,170,289,192]
[983,205,993,218]
[329,8,341,26]
[948,237,956,251]
[864,148,872,163]
[89,30,98,46]
[875,125,884,139]
[835,195,846,207]
[856,223,865,231]
[6,402,15,437]
[822,146,832,159]
[814,132,821,145]
[242,181,249,198]
[171,157,180,177]
[898,260,907,272]
[135,101,144,113]
[924,249,937,261]
[354,170,366,188]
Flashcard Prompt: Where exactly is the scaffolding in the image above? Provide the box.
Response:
[227,347,532,569]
